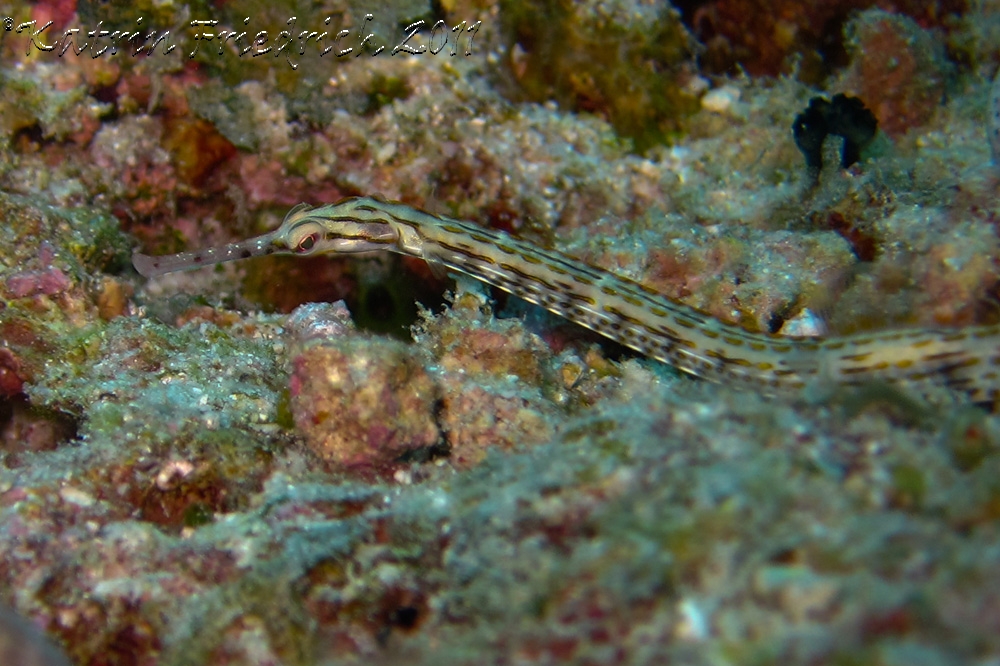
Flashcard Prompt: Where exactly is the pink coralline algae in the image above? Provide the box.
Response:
[415,288,562,468]
[839,9,950,137]
[0,349,25,398]
[5,268,72,299]
[4,242,72,299]
[439,383,555,469]
[288,305,440,469]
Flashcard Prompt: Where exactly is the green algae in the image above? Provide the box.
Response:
[891,464,926,510]
[76,0,213,35]
[0,70,100,142]
[942,406,997,472]
[186,82,263,152]
[837,382,934,429]
[182,502,214,528]
[27,316,286,453]
[274,388,296,430]
[0,193,130,273]
[0,194,133,399]
[498,0,699,152]
[365,72,413,116]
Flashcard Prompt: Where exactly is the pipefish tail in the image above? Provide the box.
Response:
[133,197,1000,402]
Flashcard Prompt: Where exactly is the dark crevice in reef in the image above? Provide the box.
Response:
[0,395,80,469]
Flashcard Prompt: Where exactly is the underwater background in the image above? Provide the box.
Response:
[2,0,1000,663]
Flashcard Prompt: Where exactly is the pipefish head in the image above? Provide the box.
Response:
[132,199,399,278]
[270,198,399,257]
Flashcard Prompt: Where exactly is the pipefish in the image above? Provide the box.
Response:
[133,197,1000,402]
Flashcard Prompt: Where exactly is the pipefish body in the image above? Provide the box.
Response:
[133,197,1000,402]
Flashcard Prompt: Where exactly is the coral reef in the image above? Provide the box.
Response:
[837,9,952,138]
[289,322,441,469]
[497,0,701,152]
[678,0,966,80]
[2,0,1000,664]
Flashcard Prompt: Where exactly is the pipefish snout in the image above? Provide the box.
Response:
[133,197,1000,403]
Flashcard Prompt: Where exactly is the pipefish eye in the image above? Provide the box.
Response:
[296,233,318,253]
[289,221,324,254]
